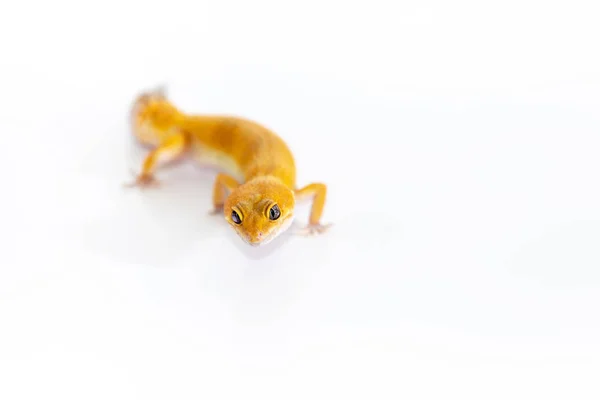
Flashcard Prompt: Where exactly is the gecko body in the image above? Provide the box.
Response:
[127,87,330,246]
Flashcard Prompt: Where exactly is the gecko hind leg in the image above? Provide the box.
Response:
[124,168,161,189]
[124,132,188,189]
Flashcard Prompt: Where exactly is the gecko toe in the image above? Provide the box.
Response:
[208,206,224,216]
[123,172,160,189]
[297,223,332,236]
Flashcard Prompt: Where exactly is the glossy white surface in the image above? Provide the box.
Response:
[1,0,599,398]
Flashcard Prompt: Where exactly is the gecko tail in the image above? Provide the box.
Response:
[135,83,168,101]
[140,83,168,100]
[129,83,173,133]
[152,83,168,99]
[131,84,169,113]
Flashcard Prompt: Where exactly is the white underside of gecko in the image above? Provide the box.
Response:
[189,141,246,182]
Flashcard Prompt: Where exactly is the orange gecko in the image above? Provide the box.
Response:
[126,87,331,246]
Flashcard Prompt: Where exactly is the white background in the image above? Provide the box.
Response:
[1,0,599,398]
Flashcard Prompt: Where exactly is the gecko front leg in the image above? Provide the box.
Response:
[125,132,188,188]
[294,182,332,235]
[209,173,240,215]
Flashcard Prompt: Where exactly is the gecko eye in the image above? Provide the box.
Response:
[231,210,242,224]
[269,204,281,221]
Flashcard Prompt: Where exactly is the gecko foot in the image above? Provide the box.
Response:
[208,206,224,216]
[123,171,160,189]
[296,223,332,236]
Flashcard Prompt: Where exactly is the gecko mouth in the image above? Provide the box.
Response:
[236,215,295,247]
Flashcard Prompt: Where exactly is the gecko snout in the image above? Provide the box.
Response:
[251,232,263,242]
[245,231,266,246]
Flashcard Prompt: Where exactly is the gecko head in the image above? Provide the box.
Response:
[224,177,295,246]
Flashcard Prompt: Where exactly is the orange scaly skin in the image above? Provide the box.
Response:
[127,87,331,246]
